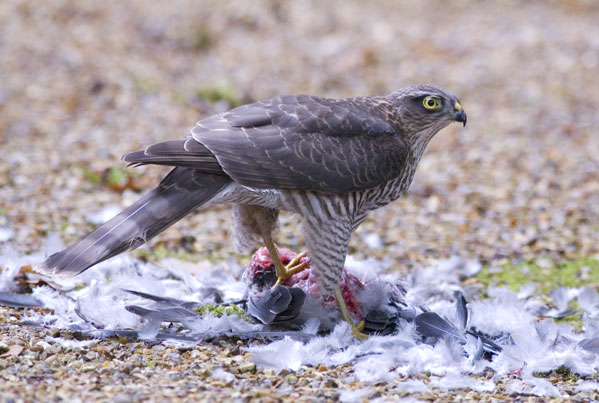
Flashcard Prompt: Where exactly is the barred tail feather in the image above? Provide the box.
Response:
[37,168,230,277]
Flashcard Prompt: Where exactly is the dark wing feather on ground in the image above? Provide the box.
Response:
[190,95,410,193]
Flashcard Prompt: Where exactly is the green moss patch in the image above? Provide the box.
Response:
[474,257,599,330]
[475,257,599,294]
[195,304,249,321]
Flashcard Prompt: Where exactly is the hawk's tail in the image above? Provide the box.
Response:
[36,168,230,278]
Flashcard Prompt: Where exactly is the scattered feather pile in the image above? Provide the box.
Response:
[1,238,599,397]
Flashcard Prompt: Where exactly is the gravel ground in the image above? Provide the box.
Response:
[1,0,599,400]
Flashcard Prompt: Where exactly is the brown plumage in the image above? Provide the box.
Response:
[37,84,466,337]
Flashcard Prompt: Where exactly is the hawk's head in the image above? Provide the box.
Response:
[390,85,466,149]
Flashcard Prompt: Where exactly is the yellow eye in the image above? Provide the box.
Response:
[423,96,441,110]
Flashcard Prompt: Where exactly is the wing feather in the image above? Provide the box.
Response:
[124,94,409,193]
[191,95,409,193]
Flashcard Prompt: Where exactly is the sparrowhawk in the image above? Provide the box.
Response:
[37,84,467,338]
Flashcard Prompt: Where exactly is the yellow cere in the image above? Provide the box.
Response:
[454,101,462,111]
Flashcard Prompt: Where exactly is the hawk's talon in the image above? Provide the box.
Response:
[335,287,369,340]
[271,250,309,289]
[352,321,368,341]
[261,233,310,289]
[286,251,307,271]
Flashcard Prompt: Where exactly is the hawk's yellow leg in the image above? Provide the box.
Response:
[262,233,367,340]
[335,287,368,340]
[262,234,309,288]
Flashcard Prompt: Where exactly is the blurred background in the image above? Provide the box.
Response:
[1,0,598,272]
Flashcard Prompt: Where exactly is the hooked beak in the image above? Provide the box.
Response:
[453,101,467,127]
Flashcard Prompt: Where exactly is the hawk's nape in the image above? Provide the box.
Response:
[37,168,230,277]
